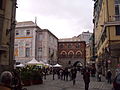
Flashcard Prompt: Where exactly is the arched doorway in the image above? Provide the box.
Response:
[73,61,83,67]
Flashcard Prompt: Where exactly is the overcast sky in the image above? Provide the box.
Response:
[16,0,94,39]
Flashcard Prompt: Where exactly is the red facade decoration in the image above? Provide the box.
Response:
[58,41,86,67]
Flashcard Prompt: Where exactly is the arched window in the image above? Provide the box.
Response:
[76,51,82,57]
[68,51,74,58]
[60,51,67,58]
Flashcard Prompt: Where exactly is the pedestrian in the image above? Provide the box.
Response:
[91,67,96,77]
[97,72,101,82]
[65,68,69,81]
[57,69,60,79]
[71,67,77,85]
[11,69,22,90]
[83,68,90,90]
[68,68,71,80]
[52,68,56,80]
[43,68,47,80]
[0,71,13,90]
[106,69,112,84]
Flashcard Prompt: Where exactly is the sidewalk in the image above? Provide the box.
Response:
[25,72,113,90]
[89,74,113,90]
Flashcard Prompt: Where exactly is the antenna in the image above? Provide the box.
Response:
[35,17,37,25]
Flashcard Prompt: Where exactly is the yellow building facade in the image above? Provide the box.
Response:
[0,0,17,73]
[94,0,120,77]
[86,44,91,65]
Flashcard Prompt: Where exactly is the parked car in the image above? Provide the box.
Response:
[113,73,120,90]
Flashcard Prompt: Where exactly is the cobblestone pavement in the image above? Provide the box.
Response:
[25,72,113,90]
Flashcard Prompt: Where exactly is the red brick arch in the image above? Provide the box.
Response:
[76,50,82,57]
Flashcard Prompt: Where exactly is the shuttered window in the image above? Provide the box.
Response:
[116,25,120,35]
[0,0,3,9]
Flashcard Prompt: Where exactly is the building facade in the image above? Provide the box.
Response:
[93,0,120,77]
[14,21,42,63]
[36,29,58,64]
[15,24,58,64]
[0,0,17,73]
[78,31,92,44]
[86,44,91,65]
[58,41,86,67]
[59,36,81,42]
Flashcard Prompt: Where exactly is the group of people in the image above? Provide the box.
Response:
[52,67,77,82]
[50,66,113,90]
[0,66,114,90]
[51,66,91,90]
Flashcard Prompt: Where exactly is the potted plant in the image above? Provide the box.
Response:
[31,69,43,85]
[21,69,31,86]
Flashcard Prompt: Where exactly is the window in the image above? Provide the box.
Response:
[38,47,42,52]
[38,34,43,41]
[0,16,3,44]
[76,52,81,57]
[115,0,120,20]
[115,5,120,15]
[116,25,120,35]
[76,44,80,48]
[59,44,63,48]
[26,43,29,46]
[68,44,72,48]
[61,52,66,58]
[0,0,3,9]
[68,52,74,58]
[14,44,18,46]
[115,0,120,4]
[38,48,42,57]
[16,30,19,35]
[25,48,30,57]
[26,30,30,35]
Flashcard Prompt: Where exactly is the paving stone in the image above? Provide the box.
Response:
[25,72,113,90]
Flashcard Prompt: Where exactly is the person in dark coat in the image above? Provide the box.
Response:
[83,68,90,90]
[0,71,13,90]
[12,69,22,90]
[106,70,112,84]
[52,69,56,80]
[71,67,77,85]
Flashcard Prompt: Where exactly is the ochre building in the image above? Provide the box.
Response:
[93,0,120,77]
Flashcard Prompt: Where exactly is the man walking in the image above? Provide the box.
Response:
[71,67,77,85]
[106,70,112,84]
[83,68,90,90]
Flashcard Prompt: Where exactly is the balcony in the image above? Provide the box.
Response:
[0,45,8,52]
[109,15,120,23]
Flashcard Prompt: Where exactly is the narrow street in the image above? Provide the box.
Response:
[25,72,113,90]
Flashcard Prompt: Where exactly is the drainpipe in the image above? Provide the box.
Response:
[106,0,112,71]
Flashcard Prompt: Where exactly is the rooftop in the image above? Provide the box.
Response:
[16,21,37,28]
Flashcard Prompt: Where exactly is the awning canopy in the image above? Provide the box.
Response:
[26,58,39,65]
[38,61,45,65]
[16,63,25,67]
[53,64,62,67]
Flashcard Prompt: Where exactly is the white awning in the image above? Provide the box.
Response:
[53,64,62,67]
[26,58,39,65]
[16,63,25,67]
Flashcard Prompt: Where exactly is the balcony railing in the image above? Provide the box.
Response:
[109,15,120,22]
